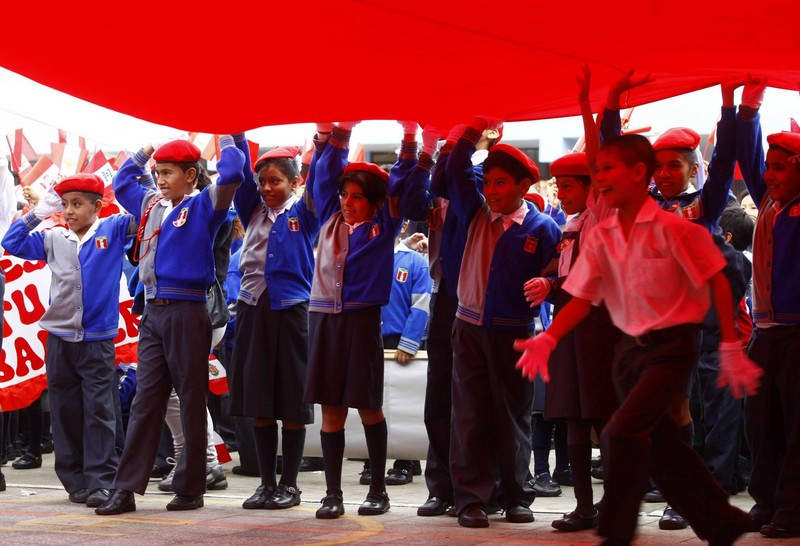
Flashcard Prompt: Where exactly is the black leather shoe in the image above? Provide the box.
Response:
[659,506,688,530]
[446,504,458,517]
[643,487,665,503]
[299,457,325,472]
[459,504,489,528]
[243,484,273,509]
[232,465,261,477]
[552,510,599,532]
[385,467,412,486]
[95,489,135,515]
[12,453,42,470]
[553,468,574,487]
[85,488,111,508]
[264,484,301,509]
[316,494,345,519]
[505,503,534,523]
[68,488,90,503]
[760,523,800,538]
[417,496,452,516]
[530,473,562,497]
[358,491,390,515]
[166,494,204,511]
[359,465,371,485]
[0,471,6,492]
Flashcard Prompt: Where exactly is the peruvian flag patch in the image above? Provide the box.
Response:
[172,207,189,227]
[790,204,800,217]
[369,224,380,239]
[396,267,409,283]
[95,236,108,249]
[523,235,539,254]
[287,216,300,231]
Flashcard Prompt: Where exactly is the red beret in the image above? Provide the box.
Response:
[488,144,540,183]
[653,127,701,151]
[767,132,800,156]
[550,152,590,178]
[255,146,301,165]
[153,140,202,163]
[343,161,389,183]
[55,173,105,196]
[524,191,545,211]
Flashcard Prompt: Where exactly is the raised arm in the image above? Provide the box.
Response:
[311,122,354,224]
[600,70,654,144]
[735,77,768,205]
[207,134,245,211]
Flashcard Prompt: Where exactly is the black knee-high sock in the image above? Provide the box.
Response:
[568,441,594,512]
[363,420,387,494]
[253,424,278,490]
[279,428,306,489]
[27,397,43,457]
[320,430,345,497]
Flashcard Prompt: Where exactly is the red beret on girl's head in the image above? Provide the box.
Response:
[652,128,701,151]
[524,191,545,211]
[255,146,301,164]
[153,140,202,163]
[55,173,105,196]
[550,152,590,178]
[488,144,540,183]
[767,132,800,156]
[343,161,389,183]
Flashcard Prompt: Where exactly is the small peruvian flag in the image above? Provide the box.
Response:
[396,267,409,283]
[95,236,108,249]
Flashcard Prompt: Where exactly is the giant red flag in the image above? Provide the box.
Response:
[0,1,798,133]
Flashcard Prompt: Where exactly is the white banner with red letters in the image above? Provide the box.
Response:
[0,254,140,411]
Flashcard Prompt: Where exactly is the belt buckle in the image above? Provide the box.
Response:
[634,333,652,347]
[153,298,170,306]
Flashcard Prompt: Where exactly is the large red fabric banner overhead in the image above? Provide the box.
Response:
[0,1,798,133]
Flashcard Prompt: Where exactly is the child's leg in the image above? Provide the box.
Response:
[76,339,119,492]
[567,419,599,515]
[421,287,458,503]
[359,409,387,495]
[162,302,212,498]
[45,336,85,492]
[486,330,535,510]
[114,311,175,494]
[531,414,553,476]
[253,421,279,492]
[450,321,496,513]
[278,424,306,489]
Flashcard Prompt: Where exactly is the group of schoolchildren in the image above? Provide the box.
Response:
[0,68,797,546]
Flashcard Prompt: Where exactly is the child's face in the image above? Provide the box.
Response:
[483,167,530,215]
[594,149,647,210]
[764,148,800,204]
[653,150,697,199]
[257,164,297,208]
[740,194,758,219]
[554,177,591,216]
[61,192,101,237]
[339,181,378,224]
[155,163,196,205]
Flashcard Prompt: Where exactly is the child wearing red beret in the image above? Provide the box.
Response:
[95,136,245,515]
[227,139,320,511]
[601,72,746,529]
[735,78,800,539]
[3,173,137,507]
[445,116,561,528]
[303,121,426,519]
[516,132,761,546]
